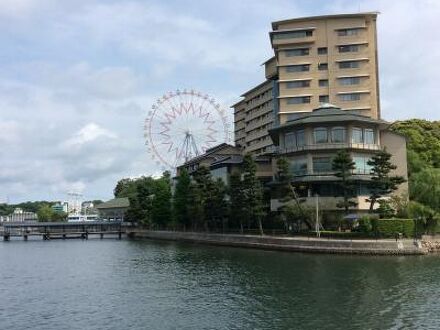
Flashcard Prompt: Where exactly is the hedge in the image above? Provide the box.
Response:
[374,218,415,238]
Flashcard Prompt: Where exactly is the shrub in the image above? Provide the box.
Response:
[375,219,415,238]
[315,231,369,239]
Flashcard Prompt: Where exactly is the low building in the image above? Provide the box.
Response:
[2,208,38,222]
[96,198,130,221]
[268,104,408,211]
[176,143,273,184]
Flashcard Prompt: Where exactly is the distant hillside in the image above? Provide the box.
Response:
[391,119,440,210]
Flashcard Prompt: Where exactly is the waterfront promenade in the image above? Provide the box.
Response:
[127,230,427,255]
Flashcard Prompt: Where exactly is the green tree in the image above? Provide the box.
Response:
[37,205,53,222]
[228,172,246,233]
[242,154,266,235]
[188,166,212,230]
[332,150,357,213]
[205,178,228,231]
[367,149,406,211]
[173,168,191,230]
[410,168,440,212]
[151,172,173,228]
[124,176,156,225]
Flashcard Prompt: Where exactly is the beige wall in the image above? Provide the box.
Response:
[272,13,380,121]
[381,131,409,197]
[232,80,275,155]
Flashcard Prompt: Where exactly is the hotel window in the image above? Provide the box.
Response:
[337,28,360,36]
[353,155,373,174]
[319,79,329,87]
[339,93,361,101]
[285,64,310,72]
[319,95,329,103]
[331,127,346,143]
[352,127,363,143]
[273,30,313,39]
[364,128,375,144]
[318,47,328,55]
[297,130,305,146]
[339,61,360,69]
[285,48,309,57]
[290,158,308,176]
[286,80,310,88]
[318,63,328,71]
[287,96,311,104]
[338,45,360,53]
[313,157,332,174]
[314,127,328,144]
[339,77,361,85]
[285,132,297,148]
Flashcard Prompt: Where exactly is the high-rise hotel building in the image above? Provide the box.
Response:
[232,12,380,155]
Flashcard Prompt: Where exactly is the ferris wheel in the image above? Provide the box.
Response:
[144,89,231,171]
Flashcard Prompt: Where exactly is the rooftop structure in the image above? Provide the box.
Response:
[232,12,381,155]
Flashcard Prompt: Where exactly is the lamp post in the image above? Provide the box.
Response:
[315,193,320,238]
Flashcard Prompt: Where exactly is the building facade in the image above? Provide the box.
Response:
[269,104,408,211]
[232,12,381,155]
[181,12,407,214]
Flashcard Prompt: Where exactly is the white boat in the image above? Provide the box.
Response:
[67,214,99,222]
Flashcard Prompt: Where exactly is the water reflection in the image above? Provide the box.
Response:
[0,239,439,329]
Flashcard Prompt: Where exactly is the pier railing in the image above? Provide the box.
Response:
[1,221,125,241]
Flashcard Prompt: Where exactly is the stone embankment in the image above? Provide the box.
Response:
[421,235,440,252]
[127,230,428,255]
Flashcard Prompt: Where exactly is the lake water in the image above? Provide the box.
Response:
[1,238,440,329]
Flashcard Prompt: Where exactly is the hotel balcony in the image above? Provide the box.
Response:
[276,142,380,154]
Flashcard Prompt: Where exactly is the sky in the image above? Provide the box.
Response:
[0,0,439,203]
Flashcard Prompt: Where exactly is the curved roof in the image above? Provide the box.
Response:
[272,12,379,30]
[269,105,389,141]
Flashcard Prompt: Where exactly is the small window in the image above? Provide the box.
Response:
[364,128,375,144]
[313,157,332,173]
[319,79,329,87]
[285,64,310,72]
[285,48,309,57]
[285,132,296,148]
[331,127,346,143]
[286,80,310,88]
[273,30,313,39]
[352,127,363,143]
[287,96,311,104]
[290,158,308,176]
[338,28,360,36]
[318,63,328,71]
[318,47,328,55]
[297,130,305,146]
[319,95,329,103]
[339,77,361,85]
[339,61,360,69]
[338,45,360,53]
[314,127,328,144]
[339,93,361,101]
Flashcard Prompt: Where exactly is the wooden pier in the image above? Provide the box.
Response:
[1,221,125,241]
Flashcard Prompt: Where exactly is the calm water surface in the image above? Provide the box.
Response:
[1,238,440,329]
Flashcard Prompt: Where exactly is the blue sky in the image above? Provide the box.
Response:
[0,0,439,203]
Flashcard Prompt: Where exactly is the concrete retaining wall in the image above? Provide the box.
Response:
[127,230,427,255]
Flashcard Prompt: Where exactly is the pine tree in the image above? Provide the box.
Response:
[173,168,191,230]
[367,149,406,211]
[151,172,172,228]
[189,166,212,230]
[242,154,266,235]
[229,172,246,233]
[332,150,357,213]
[274,157,312,231]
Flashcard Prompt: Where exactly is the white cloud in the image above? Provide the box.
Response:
[63,123,117,147]
[0,0,439,202]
